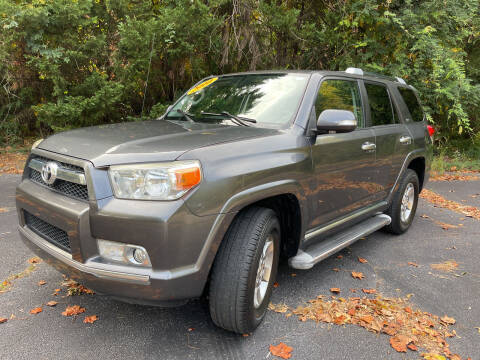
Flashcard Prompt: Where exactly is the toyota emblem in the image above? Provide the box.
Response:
[41,162,59,185]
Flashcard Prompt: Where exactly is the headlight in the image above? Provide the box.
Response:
[108,160,201,200]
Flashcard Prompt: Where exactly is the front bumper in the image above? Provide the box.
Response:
[16,163,232,305]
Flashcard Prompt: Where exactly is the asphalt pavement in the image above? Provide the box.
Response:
[0,173,479,360]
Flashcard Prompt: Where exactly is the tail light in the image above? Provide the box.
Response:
[427,125,435,137]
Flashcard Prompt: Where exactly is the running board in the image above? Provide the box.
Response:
[289,214,391,270]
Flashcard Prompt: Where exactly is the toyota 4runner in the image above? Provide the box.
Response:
[16,68,433,333]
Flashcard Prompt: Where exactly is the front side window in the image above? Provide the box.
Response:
[398,87,424,122]
[365,83,395,126]
[166,73,310,128]
[315,79,364,127]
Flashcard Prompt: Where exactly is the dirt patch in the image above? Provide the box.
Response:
[0,151,28,174]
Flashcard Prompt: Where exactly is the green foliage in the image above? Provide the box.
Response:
[0,0,479,145]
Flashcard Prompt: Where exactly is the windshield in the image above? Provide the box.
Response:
[165,73,310,128]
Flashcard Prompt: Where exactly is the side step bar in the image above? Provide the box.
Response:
[289,214,391,270]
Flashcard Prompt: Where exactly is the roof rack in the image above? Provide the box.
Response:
[345,67,407,84]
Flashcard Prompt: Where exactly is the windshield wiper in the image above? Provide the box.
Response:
[176,109,195,123]
[200,111,256,127]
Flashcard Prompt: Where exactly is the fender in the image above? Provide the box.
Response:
[386,148,428,205]
[189,179,307,285]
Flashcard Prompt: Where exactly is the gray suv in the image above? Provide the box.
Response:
[16,68,432,333]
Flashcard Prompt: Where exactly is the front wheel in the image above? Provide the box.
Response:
[384,169,420,234]
[208,207,280,334]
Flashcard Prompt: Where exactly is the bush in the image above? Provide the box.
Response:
[0,0,479,146]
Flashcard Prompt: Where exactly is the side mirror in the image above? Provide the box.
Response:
[317,109,357,133]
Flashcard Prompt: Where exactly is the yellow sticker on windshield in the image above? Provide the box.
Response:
[187,77,218,95]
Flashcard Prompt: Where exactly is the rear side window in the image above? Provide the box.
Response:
[365,83,395,126]
[398,87,424,122]
[315,79,364,127]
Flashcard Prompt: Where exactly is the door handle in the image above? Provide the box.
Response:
[399,136,412,145]
[361,142,376,152]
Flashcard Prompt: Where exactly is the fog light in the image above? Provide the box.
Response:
[132,248,147,264]
[97,239,151,267]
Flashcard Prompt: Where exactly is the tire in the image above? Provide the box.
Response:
[208,206,280,334]
[384,169,420,234]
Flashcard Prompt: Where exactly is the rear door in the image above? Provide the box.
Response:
[362,81,412,199]
[395,86,428,149]
[308,78,377,230]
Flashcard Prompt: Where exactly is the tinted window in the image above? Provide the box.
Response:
[315,80,364,127]
[365,83,394,126]
[399,87,424,122]
[167,73,310,128]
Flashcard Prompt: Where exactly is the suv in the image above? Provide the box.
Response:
[16,68,432,333]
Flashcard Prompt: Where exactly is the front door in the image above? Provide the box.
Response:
[308,78,378,230]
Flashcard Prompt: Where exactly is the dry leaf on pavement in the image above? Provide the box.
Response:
[358,257,368,263]
[46,301,58,307]
[27,257,41,264]
[330,288,341,293]
[430,260,459,273]
[351,271,364,279]
[83,315,98,324]
[268,303,289,313]
[269,342,293,359]
[0,318,7,324]
[440,315,456,325]
[362,288,376,294]
[62,305,86,316]
[30,307,42,315]
[38,280,46,286]
[408,262,419,267]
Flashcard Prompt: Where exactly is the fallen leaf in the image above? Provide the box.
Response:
[268,303,289,313]
[358,257,368,263]
[330,288,340,293]
[30,307,42,315]
[362,288,376,294]
[421,353,446,360]
[332,268,340,272]
[0,208,7,213]
[27,257,41,264]
[351,271,364,280]
[38,280,46,286]
[431,260,459,273]
[337,255,343,259]
[273,282,279,288]
[46,301,58,307]
[350,288,357,293]
[440,315,455,325]
[291,273,297,277]
[390,335,409,352]
[408,343,418,351]
[0,318,7,324]
[269,342,293,359]
[408,262,419,267]
[475,327,480,334]
[83,315,98,324]
[62,305,86,316]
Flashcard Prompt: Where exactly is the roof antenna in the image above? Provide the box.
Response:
[141,32,156,118]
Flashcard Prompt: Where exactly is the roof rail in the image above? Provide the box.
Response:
[344,67,407,84]
[345,67,363,75]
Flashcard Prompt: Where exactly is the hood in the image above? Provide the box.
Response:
[38,120,278,166]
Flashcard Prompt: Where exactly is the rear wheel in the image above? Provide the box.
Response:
[208,207,280,334]
[384,169,419,234]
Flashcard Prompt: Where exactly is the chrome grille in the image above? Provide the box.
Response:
[28,156,89,201]
[24,211,71,253]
